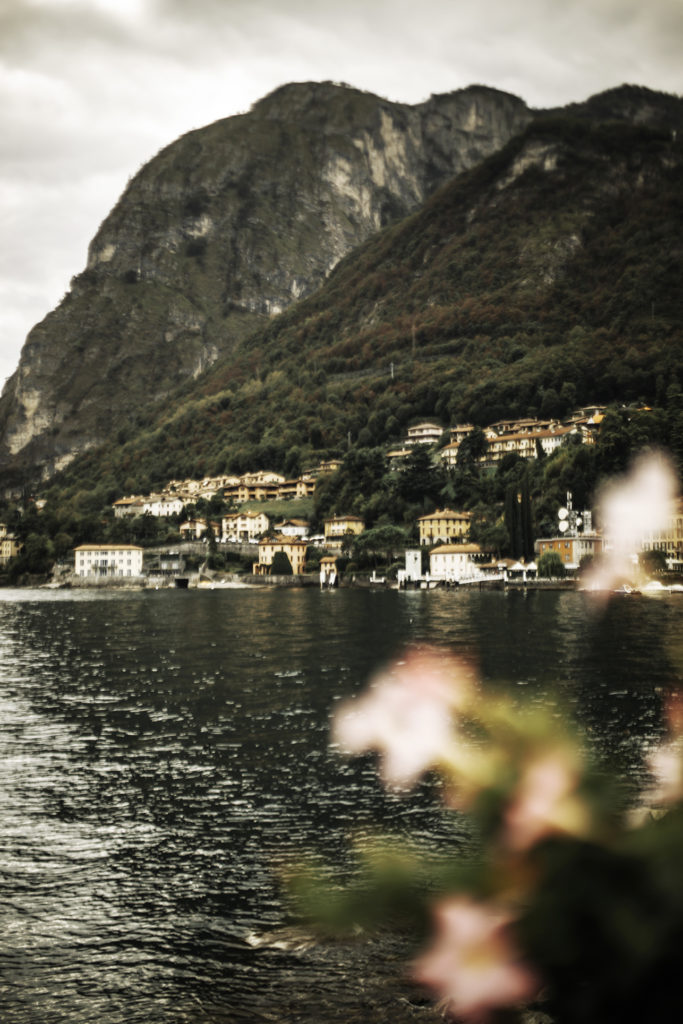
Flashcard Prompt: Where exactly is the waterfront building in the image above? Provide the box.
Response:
[429,543,486,581]
[253,538,308,575]
[74,544,144,578]
[319,555,338,586]
[536,533,604,570]
[397,549,423,586]
[639,498,683,570]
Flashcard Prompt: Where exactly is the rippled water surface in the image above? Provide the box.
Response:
[1,586,681,1023]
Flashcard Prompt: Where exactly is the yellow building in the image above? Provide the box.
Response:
[323,515,365,551]
[536,534,603,569]
[440,442,461,469]
[253,538,308,575]
[418,509,472,546]
[386,447,412,468]
[0,528,20,565]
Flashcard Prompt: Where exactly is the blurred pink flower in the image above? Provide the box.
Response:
[413,896,539,1021]
[664,690,683,736]
[332,647,475,789]
[503,747,590,851]
[642,690,683,806]
[646,739,683,805]
[583,452,678,594]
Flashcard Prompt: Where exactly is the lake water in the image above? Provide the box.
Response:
[1,586,681,1023]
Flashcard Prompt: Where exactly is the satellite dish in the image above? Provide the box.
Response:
[559,520,568,533]
[558,508,568,520]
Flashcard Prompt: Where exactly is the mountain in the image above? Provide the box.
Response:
[49,89,683,501]
[0,81,532,485]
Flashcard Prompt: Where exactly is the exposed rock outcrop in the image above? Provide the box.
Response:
[0,82,531,483]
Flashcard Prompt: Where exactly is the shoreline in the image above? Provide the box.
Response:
[2,573,579,592]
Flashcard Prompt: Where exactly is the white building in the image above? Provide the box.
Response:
[273,518,310,539]
[406,422,443,445]
[180,518,220,540]
[143,494,185,517]
[429,543,486,582]
[222,511,270,542]
[397,549,423,586]
[74,545,144,578]
[112,497,145,518]
[638,498,683,570]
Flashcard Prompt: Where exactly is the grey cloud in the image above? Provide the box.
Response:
[0,1,139,63]
[1,0,680,382]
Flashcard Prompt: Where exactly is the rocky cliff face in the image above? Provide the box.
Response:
[0,81,531,483]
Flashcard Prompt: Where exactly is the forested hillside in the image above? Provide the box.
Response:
[51,113,683,497]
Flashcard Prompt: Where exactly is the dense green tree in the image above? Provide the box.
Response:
[595,408,633,475]
[469,503,508,557]
[537,551,566,578]
[271,550,293,575]
[284,445,303,478]
[457,428,488,467]
[398,446,444,506]
[639,548,667,575]
[351,524,410,568]
[504,471,533,560]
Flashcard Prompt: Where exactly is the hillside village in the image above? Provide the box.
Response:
[6,403,673,587]
[111,406,608,519]
[2,401,681,586]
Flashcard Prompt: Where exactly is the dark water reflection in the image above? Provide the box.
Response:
[0,587,681,1023]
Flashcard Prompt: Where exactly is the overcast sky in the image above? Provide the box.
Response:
[1,0,681,385]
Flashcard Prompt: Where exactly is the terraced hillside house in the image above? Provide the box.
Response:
[323,515,365,552]
[277,476,316,499]
[74,544,144,578]
[143,494,185,517]
[179,518,221,540]
[273,519,310,539]
[112,496,145,518]
[406,422,443,446]
[418,509,472,546]
[222,511,270,543]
